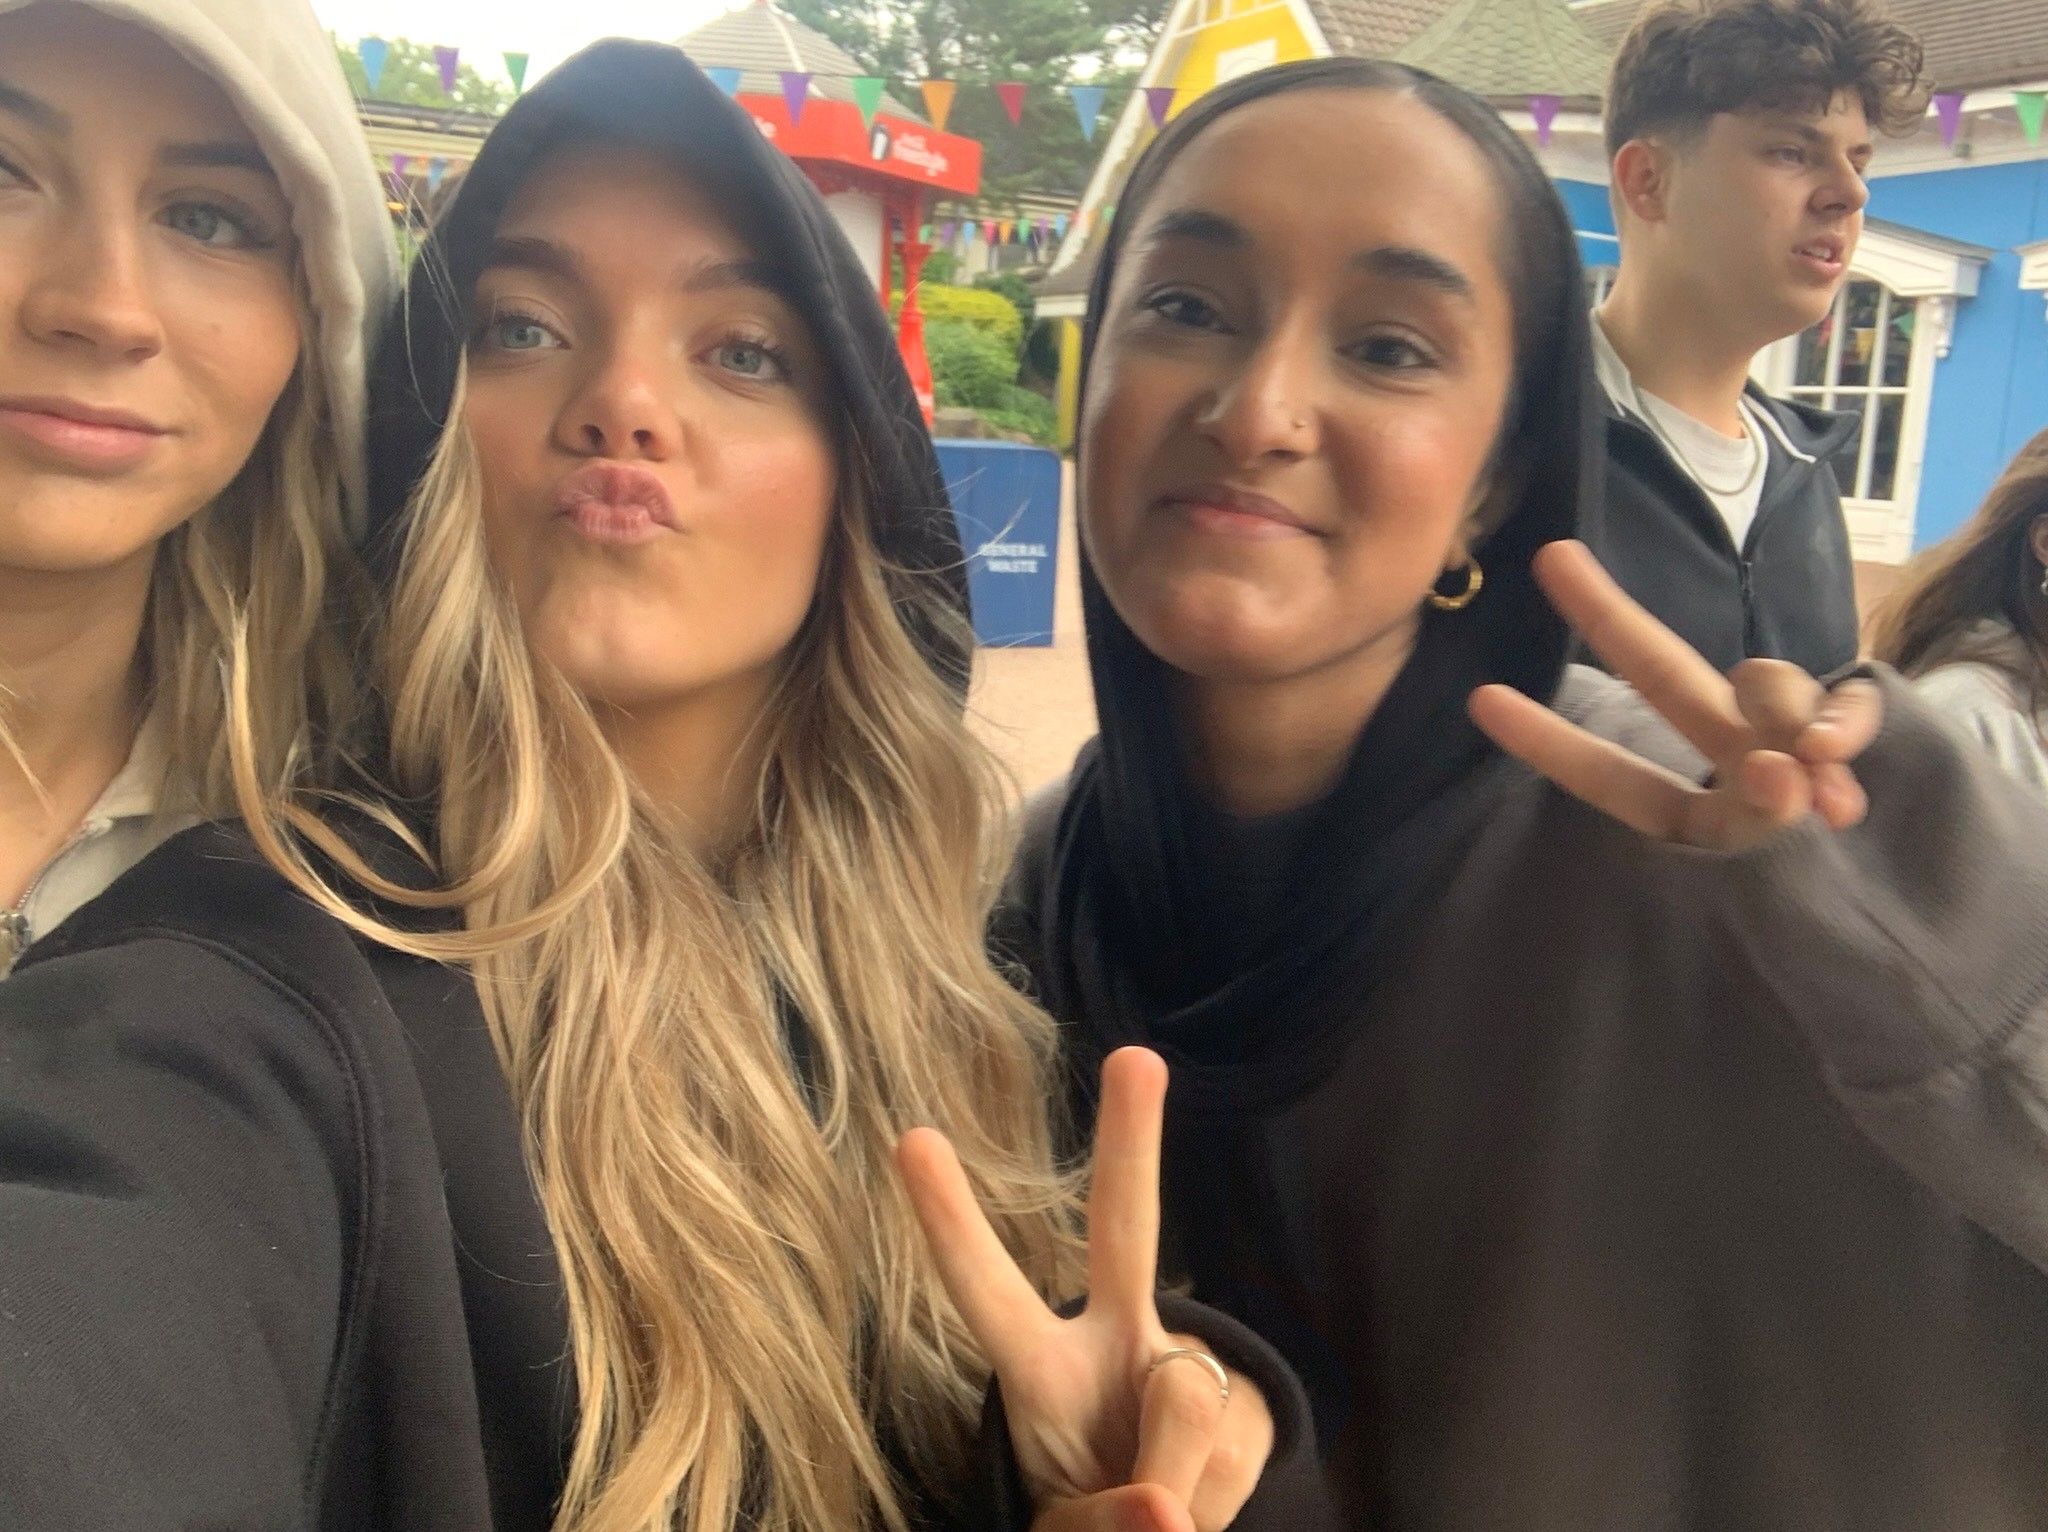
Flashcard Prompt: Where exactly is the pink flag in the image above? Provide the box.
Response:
[434,46,459,97]
[1144,86,1175,127]
[1934,92,1965,147]
[781,72,811,123]
[995,82,1027,125]
[1528,94,1561,147]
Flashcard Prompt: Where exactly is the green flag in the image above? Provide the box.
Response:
[504,52,529,93]
[852,76,885,126]
[2017,90,2046,147]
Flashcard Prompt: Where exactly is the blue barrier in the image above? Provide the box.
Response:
[935,439,1062,648]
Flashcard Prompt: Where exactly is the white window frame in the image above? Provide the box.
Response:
[2022,241,2048,329]
[1754,222,1984,564]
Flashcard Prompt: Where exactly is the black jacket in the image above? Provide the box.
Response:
[1592,385,1861,676]
[0,823,1328,1530]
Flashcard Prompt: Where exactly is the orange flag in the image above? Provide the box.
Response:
[921,80,957,132]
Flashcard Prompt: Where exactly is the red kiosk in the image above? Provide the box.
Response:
[678,3,982,422]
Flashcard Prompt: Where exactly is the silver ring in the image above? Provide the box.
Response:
[1149,1345,1231,1404]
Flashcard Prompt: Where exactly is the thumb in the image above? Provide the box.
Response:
[1031,1485,1197,1532]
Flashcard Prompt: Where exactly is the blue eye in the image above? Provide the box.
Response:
[481,313,563,353]
[163,199,269,250]
[711,337,788,381]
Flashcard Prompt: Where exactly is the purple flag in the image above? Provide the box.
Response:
[1934,92,1965,147]
[1528,94,1561,147]
[434,46,459,97]
[1144,86,1175,127]
[781,72,811,123]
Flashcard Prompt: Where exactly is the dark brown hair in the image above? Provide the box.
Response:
[1605,0,1928,159]
[1867,427,2048,734]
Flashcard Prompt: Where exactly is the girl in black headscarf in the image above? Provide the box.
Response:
[1004,57,2048,1529]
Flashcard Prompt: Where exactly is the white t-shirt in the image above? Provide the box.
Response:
[1592,317,1769,552]
[3,708,196,973]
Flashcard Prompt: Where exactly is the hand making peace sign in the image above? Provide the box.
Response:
[896,1047,1272,1532]
[1468,541,1885,851]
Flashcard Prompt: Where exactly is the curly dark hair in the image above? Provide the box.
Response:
[1605,0,1929,159]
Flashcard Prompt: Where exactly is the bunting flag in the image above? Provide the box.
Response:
[707,67,742,98]
[1528,93,1561,147]
[918,222,932,243]
[1053,212,1069,238]
[1070,84,1106,141]
[388,154,411,195]
[358,37,388,93]
[939,218,956,245]
[434,45,460,96]
[2018,90,2047,146]
[1934,91,1965,147]
[504,52,529,92]
[781,72,811,123]
[427,157,449,194]
[921,79,957,131]
[983,219,1000,245]
[996,82,1028,125]
[852,76,885,126]
[998,218,1015,244]
[1143,86,1175,127]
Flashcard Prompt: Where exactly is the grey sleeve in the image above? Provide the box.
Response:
[1911,663,2048,798]
[1671,668,2048,1272]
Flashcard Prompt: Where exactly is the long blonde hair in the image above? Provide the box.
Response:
[1868,425,2048,732]
[250,359,1086,1532]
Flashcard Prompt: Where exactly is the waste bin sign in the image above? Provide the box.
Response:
[935,439,1060,647]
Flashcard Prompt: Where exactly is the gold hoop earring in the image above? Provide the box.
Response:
[1428,558,1485,612]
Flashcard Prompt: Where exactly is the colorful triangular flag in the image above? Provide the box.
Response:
[1934,91,1965,147]
[706,67,742,97]
[983,219,1000,245]
[921,80,956,132]
[998,218,1015,244]
[996,82,1027,126]
[426,157,449,194]
[1053,213,1069,238]
[1070,84,1106,142]
[504,52,529,93]
[781,72,812,123]
[852,76,885,126]
[434,46,460,97]
[1528,93,1561,147]
[358,37,388,94]
[1143,86,1175,127]
[2018,90,2047,146]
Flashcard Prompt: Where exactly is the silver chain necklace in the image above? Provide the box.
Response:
[1624,374,1766,500]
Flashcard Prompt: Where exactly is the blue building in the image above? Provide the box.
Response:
[1041,0,2048,568]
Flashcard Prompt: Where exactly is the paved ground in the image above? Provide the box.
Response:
[966,462,1909,803]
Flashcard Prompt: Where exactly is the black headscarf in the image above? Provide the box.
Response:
[363,39,971,694]
[1030,59,1602,1110]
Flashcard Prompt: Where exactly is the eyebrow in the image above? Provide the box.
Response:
[162,141,276,177]
[0,79,67,135]
[0,78,274,178]
[484,235,793,301]
[1769,118,1875,159]
[1143,206,1473,302]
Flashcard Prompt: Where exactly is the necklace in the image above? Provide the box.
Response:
[1626,376,1765,500]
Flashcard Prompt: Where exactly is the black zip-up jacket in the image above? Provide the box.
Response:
[1591,385,1862,676]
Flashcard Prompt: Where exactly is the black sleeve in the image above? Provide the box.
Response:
[946,1293,1338,1532]
[0,937,361,1529]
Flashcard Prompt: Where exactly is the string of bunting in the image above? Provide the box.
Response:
[698,69,1186,136]
[353,37,531,101]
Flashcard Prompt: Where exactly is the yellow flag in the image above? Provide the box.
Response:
[921,79,957,132]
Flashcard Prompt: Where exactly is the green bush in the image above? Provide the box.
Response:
[1020,318,1061,388]
[926,319,1017,410]
[896,283,1023,353]
[981,385,1059,447]
[973,271,1036,336]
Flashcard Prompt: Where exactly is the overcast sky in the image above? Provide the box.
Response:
[310,0,737,87]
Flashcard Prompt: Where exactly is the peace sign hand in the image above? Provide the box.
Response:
[1468,541,1884,853]
[897,1047,1271,1531]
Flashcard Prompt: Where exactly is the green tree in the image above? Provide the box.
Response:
[780,0,1161,199]
[333,36,513,116]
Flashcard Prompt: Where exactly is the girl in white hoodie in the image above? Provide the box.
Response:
[0,0,394,969]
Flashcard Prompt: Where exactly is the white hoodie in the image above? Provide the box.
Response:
[0,0,398,526]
